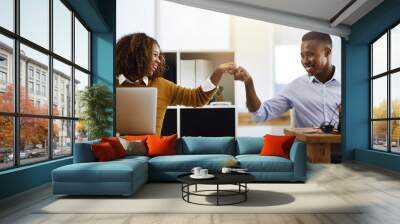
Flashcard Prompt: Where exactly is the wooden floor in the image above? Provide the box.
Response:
[1,162,400,224]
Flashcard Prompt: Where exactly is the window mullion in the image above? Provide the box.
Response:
[370,45,373,149]
[48,0,54,160]
[71,10,76,153]
[387,30,391,152]
[13,0,20,167]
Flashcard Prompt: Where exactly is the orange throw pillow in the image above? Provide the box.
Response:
[101,137,126,158]
[146,134,177,157]
[123,135,148,141]
[91,142,117,161]
[260,134,296,159]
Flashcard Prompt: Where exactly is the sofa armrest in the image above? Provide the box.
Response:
[73,140,100,163]
[289,141,307,181]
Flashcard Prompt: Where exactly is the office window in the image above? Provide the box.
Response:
[74,69,89,118]
[74,18,89,70]
[53,0,72,60]
[0,1,91,170]
[0,116,13,170]
[370,23,400,153]
[53,119,72,158]
[0,0,14,32]
[391,24,400,70]
[0,34,13,113]
[19,117,49,165]
[20,0,49,49]
[53,59,72,117]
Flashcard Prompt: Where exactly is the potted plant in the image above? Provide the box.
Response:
[79,84,113,140]
[211,86,224,102]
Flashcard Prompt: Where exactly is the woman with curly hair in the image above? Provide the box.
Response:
[116,33,236,135]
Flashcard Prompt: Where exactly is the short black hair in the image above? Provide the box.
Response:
[302,31,332,48]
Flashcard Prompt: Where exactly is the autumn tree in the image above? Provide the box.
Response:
[0,84,60,151]
[372,99,400,143]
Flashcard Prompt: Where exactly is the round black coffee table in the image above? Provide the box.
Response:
[177,173,255,206]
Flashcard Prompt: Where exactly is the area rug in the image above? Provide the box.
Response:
[37,183,361,214]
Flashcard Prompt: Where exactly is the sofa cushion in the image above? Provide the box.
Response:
[52,159,147,183]
[115,155,150,163]
[101,137,127,158]
[236,137,263,155]
[119,137,147,156]
[149,154,235,172]
[147,134,177,157]
[260,134,296,159]
[123,135,148,141]
[91,142,118,161]
[181,137,235,155]
[236,155,293,172]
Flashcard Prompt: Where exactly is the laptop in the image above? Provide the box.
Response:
[116,88,157,135]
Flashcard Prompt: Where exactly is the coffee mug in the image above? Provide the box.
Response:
[221,167,232,174]
[200,169,208,176]
[191,167,202,176]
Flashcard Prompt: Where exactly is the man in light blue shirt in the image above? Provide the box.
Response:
[235,31,341,128]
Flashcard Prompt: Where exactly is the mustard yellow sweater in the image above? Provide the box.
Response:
[117,77,217,135]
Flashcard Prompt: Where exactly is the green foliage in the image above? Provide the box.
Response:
[79,84,113,140]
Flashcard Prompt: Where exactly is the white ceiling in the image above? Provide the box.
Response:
[166,0,384,38]
[225,0,353,23]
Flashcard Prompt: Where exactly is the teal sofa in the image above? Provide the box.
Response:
[52,137,306,196]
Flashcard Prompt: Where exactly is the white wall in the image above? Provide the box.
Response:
[232,16,274,112]
[158,0,231,51]
[116,0,156,40]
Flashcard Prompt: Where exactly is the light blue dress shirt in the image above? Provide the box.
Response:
[251,73,341,128]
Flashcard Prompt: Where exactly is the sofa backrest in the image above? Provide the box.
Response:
[236,137,263,155]
[73,140,100,163]
[74,137,267,161]
[180,137,235,155]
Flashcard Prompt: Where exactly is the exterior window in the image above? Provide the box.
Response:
[0,0,90,170]
[36,83,40,95]
[42,85,46,97]
[0,54,7,87]
[41,73,46,82]
[28,81,34,94]
[28,67,34,80]
[0,71,6,85]
[0,55,7,67]
[35,70,40,81]
[370,23,400,154]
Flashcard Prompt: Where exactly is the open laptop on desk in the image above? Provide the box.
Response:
[116,88,157,135]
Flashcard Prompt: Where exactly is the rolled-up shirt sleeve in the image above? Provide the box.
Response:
[200,78,217,92]
[250,94,292,123]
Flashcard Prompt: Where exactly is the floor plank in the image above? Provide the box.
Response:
[1,162,400,224]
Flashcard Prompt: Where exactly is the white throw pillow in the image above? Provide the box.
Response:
[118,137,147,156]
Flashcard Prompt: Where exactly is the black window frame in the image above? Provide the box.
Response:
[370,21,400,154]
[0,0,92,171]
